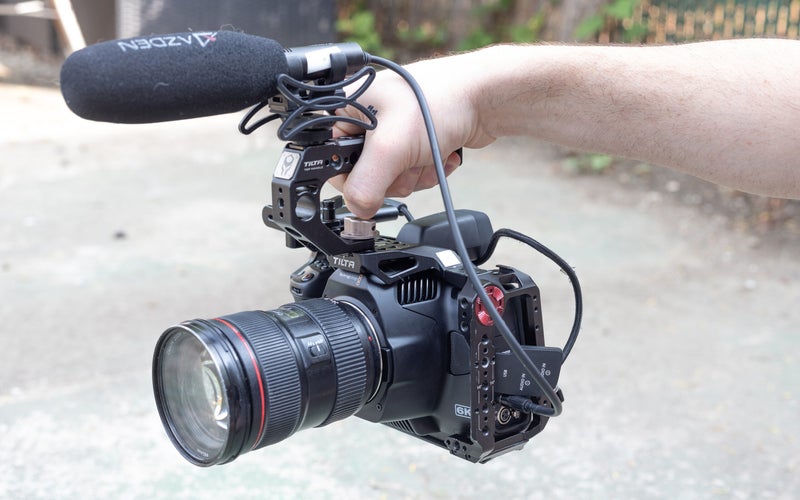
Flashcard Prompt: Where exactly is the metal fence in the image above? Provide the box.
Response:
[600,0,800,43]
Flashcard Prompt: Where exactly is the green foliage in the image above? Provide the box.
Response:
[508,11,547,43]
[395,22,449,50]
[458,3,546,51]
[574,16,605,41]
[621,22,650,42]
[604,0,636,19]
[339,0,552,59]
[574,0,648,42]
[458,29,497,51]
[337,10,394,59]
[562,153,615,175]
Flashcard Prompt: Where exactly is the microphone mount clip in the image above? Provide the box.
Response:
[239,65,377,145]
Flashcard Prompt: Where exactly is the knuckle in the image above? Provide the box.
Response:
[343,183,380,217]
[391,184,415,198]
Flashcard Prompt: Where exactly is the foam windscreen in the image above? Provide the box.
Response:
[60,31,288,123]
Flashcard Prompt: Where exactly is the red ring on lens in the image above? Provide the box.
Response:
[213,318,267,448]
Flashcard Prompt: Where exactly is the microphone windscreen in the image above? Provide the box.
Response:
[60,31,288,123]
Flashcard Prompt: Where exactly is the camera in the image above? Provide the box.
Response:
[151,47,581,467]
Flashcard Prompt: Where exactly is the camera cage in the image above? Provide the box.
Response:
[232,50,582,463]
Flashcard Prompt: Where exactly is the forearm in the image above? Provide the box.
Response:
[469,40,800,199]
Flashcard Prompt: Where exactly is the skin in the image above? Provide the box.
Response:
[332,39,800,219]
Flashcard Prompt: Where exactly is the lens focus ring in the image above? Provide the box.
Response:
[293,300,368,425]
[219,312,303,448]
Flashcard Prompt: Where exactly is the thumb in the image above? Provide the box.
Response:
[342,131,416,219]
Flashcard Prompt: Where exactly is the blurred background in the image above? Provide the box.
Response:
[1,1,798,499]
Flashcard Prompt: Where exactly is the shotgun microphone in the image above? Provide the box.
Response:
[59,31,367,124]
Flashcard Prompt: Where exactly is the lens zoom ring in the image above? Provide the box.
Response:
[294,300,367,425]
[224,312,303,448]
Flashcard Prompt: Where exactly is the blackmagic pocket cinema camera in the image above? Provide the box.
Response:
[59,31,582,468]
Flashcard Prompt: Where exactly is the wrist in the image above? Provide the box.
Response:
[466,44,586,142]
[465,45,535,142]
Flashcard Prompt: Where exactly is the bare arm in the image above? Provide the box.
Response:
[334,39,800,218]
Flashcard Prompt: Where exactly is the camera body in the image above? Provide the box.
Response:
[264,136,562,462]
[152,58,573,467]
[58,33,577,467]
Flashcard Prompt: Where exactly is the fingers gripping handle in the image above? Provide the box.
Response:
[265,136,375,256]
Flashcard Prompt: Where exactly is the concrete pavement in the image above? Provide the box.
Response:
[1,83,798,499]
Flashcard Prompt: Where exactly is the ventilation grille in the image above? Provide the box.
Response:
[383,420,414,435]
[396,272,438,305]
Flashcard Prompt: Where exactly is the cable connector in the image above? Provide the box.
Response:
[501,390,564,415]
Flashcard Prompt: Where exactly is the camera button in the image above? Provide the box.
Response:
[292,271,315,283]
[309,343,328,357]
[303,334,329,358]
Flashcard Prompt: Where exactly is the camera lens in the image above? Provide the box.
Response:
[153,299,382,466]
[155,329,232,463]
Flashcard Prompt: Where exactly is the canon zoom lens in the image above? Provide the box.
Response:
[152,298,382,466]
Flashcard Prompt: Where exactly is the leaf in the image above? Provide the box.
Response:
[623,22,650,42]
[589,154,613,171]
[604,0,636,20]
[574,15,605,40]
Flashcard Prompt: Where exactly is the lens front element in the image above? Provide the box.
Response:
[154,328,234,465]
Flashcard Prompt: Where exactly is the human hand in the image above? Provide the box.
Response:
[330,51,497,219]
